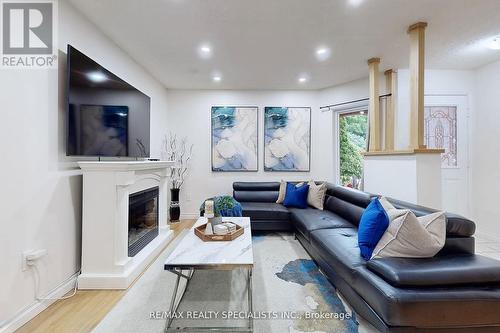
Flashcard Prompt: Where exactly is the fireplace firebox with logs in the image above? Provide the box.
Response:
[128,187,159,257]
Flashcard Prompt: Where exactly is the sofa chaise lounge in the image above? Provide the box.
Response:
[233,181,500,332]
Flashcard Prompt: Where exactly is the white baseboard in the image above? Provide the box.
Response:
[0,272,79,333]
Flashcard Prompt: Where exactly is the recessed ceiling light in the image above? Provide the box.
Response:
[298,76,308,83]
[348,0,364,7]
[488,37,500,50]
[213,75,222,82]
[315,46,331,61]
[87,71,107,83]
[198,44,213,58]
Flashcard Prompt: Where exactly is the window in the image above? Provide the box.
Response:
[338,111,368,189]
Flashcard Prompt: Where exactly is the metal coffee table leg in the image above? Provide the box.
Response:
[247,268,253,331]
[165,267,253,332]
[166,268,195,331]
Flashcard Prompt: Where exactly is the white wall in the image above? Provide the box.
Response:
[165,89,336,217]
[471,59,500,239]
[318,78,370,107]
[395,69,475,150]
[0,1,169,330]
[165,77,391,217]
[364,153,442,209]
[318,76,389,108]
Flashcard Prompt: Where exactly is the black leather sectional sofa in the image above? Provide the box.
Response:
[233,181,500,332]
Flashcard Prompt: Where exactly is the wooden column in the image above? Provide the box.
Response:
[408,22,428,149]
[368,57,381,152]
[384,69,396,150]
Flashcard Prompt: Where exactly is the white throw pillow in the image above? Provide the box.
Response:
[371,205,446,259]
[307,181,327,210]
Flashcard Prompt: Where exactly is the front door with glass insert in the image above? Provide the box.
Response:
[424,95,469,217]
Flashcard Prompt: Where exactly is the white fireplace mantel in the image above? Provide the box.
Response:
[78,160,176,172]
[78,160,176,289]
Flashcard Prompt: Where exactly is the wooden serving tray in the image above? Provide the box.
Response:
[194,223,244,242]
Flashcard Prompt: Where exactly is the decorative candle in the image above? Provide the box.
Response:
[205,199,214,217]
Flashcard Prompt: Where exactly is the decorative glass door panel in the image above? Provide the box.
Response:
[424,106,457,168]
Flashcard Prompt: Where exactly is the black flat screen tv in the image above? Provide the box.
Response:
[66,45,151,157]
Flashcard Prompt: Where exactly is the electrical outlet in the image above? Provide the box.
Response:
[22,249,47,271]
[22,251,31,271]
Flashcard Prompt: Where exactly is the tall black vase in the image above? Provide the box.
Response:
[169,188,180,222]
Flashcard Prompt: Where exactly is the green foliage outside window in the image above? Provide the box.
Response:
[339,114,368,186]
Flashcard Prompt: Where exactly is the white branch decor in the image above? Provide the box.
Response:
[163,133,193,189]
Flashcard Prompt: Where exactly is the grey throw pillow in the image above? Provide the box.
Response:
[307,181,327,210]
[371,198,446,259]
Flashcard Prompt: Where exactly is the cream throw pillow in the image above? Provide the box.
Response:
[276,180,304,204]
[379,197,407,221]
[276,180,287,203]
[371,198,446,259]
[307,181,327,210]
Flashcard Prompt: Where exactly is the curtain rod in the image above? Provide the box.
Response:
[320,93,391,111]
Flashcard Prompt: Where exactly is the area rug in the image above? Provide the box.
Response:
[92,233,377,333]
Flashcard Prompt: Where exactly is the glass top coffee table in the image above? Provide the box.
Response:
[164,216,253,332]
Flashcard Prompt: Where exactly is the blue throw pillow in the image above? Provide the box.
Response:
[358,198,389,260]
[283,182,310,209]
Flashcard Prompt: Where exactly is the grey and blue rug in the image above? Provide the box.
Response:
[93,233,377,333]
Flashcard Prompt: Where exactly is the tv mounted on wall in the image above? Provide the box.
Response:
[66,45,151,157]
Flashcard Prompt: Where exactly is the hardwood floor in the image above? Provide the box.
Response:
[15,290,124,333]
[16,220,195,333]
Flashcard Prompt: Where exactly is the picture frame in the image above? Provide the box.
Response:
[264,106,311,172]
[211,106,259,172]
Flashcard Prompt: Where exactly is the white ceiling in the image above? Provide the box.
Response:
[68,0,500,90]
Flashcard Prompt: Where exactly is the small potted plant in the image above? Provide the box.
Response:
[163,133,193,223]
[200,196,242,218]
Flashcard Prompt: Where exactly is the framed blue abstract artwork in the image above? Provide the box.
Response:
[264,107,311,171]
[211,106,258,171]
